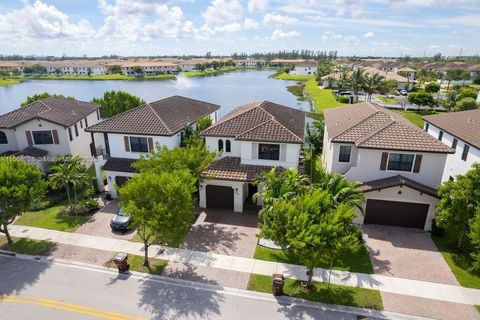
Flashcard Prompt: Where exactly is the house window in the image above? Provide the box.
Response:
[449,176,454,182]
[96,110,100,120]
[387,153,415,172]
[338,146,352,163]
[130,137,148,153]
[85,118,88,127]
[425,123,429,132]
[225,140,231,153]
[258,143,280,160]
[438,130,443,141]
[74,124,79,137]
[80,120,83,129]
[452,138,457,149]
[68,128,73,141]
[0,131,7,144]
[461,144,470,161]
[32,130,53,145]
[218,139,223,151]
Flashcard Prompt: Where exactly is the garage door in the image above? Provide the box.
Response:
[364,199,429,229]
[115,176,130,187]
[206,185,234,210]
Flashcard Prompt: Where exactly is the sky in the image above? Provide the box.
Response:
[0,0,479,57]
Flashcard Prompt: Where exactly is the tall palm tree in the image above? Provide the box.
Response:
[49,161,73,210]
[363,73,385,102]
[349,68,366,102]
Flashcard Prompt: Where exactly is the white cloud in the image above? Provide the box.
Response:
[321,31,343,40]
[214,22,242,32]
[363,31,374,38]
[429,14,480,27]
[248,0,268,12]
[263,13,298,27]
[335,0,363,18]
[428,44,439,49]
[243,17,258,29]
[270,28,300,40]
[202,0,243,26]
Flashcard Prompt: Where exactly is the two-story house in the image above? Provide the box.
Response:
[423,109,480,182]
[86,95,220,198]
[0,97,101,169]
[292,61,318,76]
[199,101,305,212]
[323,102,454,230]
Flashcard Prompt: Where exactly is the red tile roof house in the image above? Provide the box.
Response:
[0,97,102,171]
[85,96,220,198]
[323,102,454,230]
[199,101,305,212]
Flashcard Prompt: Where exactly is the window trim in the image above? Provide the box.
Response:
[32,130,54,145]
[338,145,352,163]
[258,143,280,161]
[386,152,416,173]
[129,136,149,153]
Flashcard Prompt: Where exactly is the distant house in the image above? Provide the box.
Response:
[0,97,101,170]
[86,96,220,198]
[292,61,317,76]
[269,59,306,66]
[199,101,305,212]
[423,109,480,182]
[323,102,454,230]
[233,59,266,67]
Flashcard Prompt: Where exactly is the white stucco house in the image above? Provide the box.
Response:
[199,101,305,213]
[292,61,317,76]
[323,102,454,230]
[86,95,220,198]
[0,97,101,170]
[423,109,480,182]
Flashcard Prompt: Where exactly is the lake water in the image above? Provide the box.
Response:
[0,70,311,117]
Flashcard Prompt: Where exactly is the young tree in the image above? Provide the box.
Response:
[349,68,365,102]
[118,170,195,267]
[363,73,385,102]
[107,65,122,74]
[408,92,435,110]
[91,90,145,118]
[305,119,324,153]
[0,158,46,244]
[436,163,480,248]
[133,66,144,75]
[21,92,74,106]
[424,82,441,93]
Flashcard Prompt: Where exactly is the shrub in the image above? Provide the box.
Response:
[457,89,478,101]
[408,91,435,108]
[455,97,479,112]
[338,96,350,103]
[431,219,445,237]
[473,78,480,85]
[425,82,440,93]
[452,84,462,91]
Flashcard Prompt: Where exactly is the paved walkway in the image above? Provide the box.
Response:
[7,225,480,306]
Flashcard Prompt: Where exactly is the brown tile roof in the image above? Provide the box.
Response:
[15,146,49,158]
[423,109,480,150]
[86,96,220,136]
[201,101,305,144]
[324,102,454,154]
[0,97,100,129]
[103,157,137,173]
[201,157,278,182]
[356,175,439,198]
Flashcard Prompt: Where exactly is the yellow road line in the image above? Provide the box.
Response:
[0,295,147,320]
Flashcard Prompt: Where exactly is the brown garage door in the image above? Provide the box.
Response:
[364,199,429,229]
[206,185,234,210]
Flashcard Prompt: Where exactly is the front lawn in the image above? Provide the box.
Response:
[248,274,383,310]
[432,231,480,289]
[14,200,91,232]
[393,109,437,128]
[0,79,19,86]
[304,78,345,112]
[254,244,373,274]
[109,254,168,275]
[0,236,54,255]
[274,72,314,81]
[183,67,237,77]
[376,96,397,104]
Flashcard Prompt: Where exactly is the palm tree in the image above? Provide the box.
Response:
[349,68,366,102]
[363,73,385,102]
[49,161,73,210]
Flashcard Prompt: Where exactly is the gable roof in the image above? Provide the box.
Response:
[86,95,220,136]
[356,175,439,198]
[295,61,318,68]
[324,102,454,154]
[0,97,99,129]
[201,101,305,144]
[423,109,480,150]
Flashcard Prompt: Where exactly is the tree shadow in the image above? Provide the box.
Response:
[0,255,50,296]
[138,263,224,320]
[181,223,242,255]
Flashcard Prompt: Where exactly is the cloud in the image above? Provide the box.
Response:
[321,31,343,40]
[214,22,242,32]
[335,0,363,18]
[429,14,480,27]
[243,17,258,29]
[202,0,243,26]
[263,13,298,27]
[270,28,300,40]
[247,0,268,12]
[363,31,374,38]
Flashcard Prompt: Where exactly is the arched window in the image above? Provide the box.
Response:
[225,140,231,153]
[218,139,223,151]
[0,131,7,144]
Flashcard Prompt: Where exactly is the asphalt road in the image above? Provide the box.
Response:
[0,256,360,320]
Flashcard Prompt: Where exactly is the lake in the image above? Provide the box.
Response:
[0,70,311,117]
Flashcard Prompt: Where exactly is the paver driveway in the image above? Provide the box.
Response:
[362,224,457,284]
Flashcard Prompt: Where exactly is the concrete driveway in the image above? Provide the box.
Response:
[362,224,457,284]
[74,198,136,240]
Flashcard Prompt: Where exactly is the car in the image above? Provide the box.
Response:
[399,89,408,96]
[110,208,132,232]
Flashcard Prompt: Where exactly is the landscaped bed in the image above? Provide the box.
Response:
[247,274,383,310]
[0,236,54,255]
[254,244,374,274]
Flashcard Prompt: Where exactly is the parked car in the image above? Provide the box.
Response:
[399,89,408,96]
[110,208,132,232]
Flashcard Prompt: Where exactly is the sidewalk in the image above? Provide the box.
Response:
[7,224,480,306]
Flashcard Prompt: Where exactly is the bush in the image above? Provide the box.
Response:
[431,219,445,237]
[452,84,462,91]
[455,97,479,112]
[457,89,478,101]
[338,96,350,103]
[425,82,440,93]
[408,91,435,108]
[473,78,480,85]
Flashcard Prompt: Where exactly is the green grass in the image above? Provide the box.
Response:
[0,79,19,86]
[254,244,373,274]
[13,74,175,81]
[248,274,383,310]
[393,109,437,128]
[274,72,314,81]
[376,96,397,104]
[109,254,168,275]
[0,236,53,255]
[304,152,324,183]
[14,199,90,232]
[286,84,306,101]
[183,67,238,77]
[87,164,96,179]
[432,231,480,289]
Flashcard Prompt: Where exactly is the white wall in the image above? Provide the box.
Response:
[15,119,71,156]
[293,66,317,75]
[205,136,241,157]
[106,132,181,159]
[329,143,357,174]
[0,129,18,154]
[68,111,101,158]
[104,170,134,199]
[240,141,300,169]
[425,123,480,181]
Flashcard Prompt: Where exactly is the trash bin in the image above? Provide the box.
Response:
[272,273,284,296]
[113,252,129,272]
